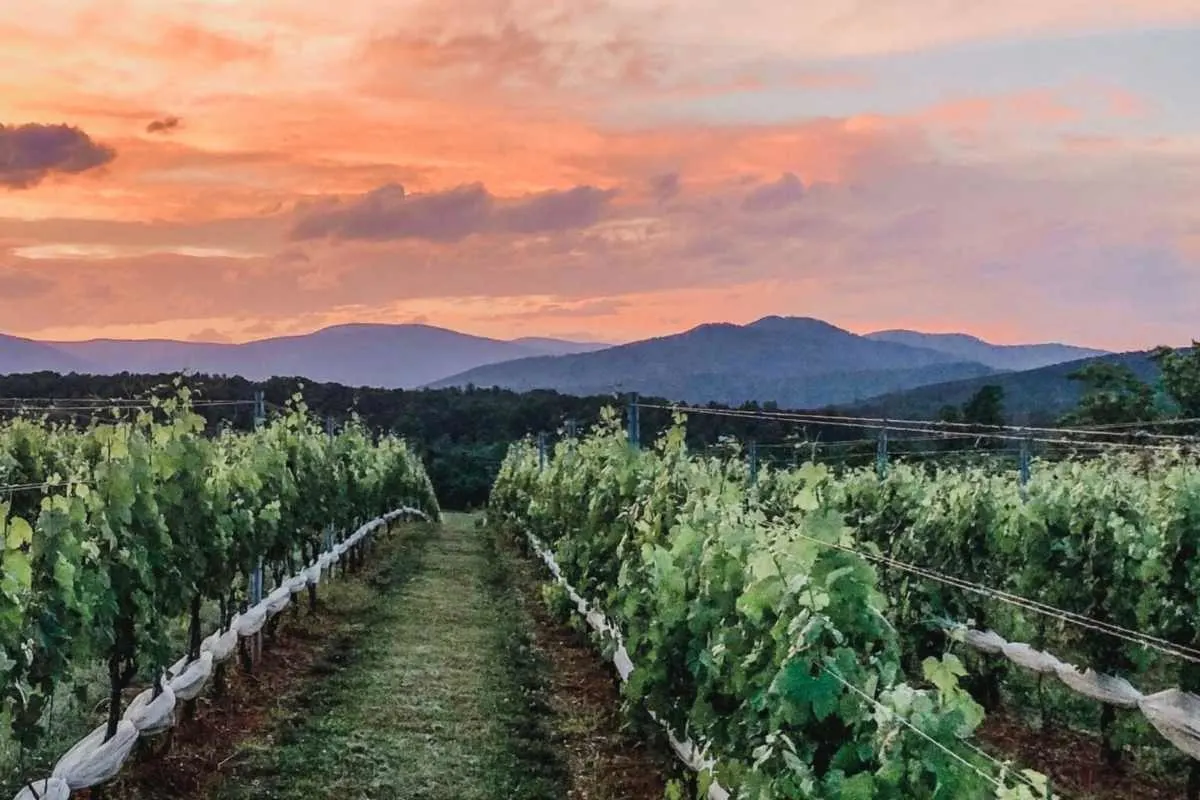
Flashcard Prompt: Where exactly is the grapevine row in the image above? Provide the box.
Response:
[489,411,1049,798]
[754,452,1200,783]
[1,384,440,795]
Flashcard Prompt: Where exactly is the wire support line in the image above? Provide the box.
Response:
[0,399,258,407]
[0,479,91,494]
[1068,417,1200,434]
[635,403,1188,453]
[785,530,1200,665]
[822,664,1044,795]
[634,402,1200,444]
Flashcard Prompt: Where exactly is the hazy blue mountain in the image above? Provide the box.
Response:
[431,316,999,407]
[509,337,611,356]
[866,329,1107,371]
[0,334,94,375]
[847,351,1162,422]
[15,325,606,389]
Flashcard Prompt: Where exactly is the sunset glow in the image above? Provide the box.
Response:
[2,0,1198,349]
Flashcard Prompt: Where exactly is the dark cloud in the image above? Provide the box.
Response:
[649,172,680,203]
[291,182,614,242]
[146,116,182,134]
[741,172,805,212]
[291,183,492,242]
[0,123,116,189]
[495,186,615,234]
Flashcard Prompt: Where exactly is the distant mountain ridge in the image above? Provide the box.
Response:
[0,324,608,389]
[846,351,1162,423]
[431,316,1008,407]
[865,330,1107,371]
[0,317,1108,405]
[0,334,92,375]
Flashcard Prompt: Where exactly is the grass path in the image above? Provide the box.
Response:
[212,514,564,800]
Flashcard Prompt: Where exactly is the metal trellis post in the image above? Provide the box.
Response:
[876,421,889,479]
[627,392,640,450]
[1019,432,1032,499]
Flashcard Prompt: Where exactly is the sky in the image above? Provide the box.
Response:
[1,0,1198,350]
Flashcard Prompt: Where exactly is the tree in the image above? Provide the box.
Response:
[1153,343,1200,418]
[1059,362,1158,426]
[937,404,963,424]
[962,385,1005,428]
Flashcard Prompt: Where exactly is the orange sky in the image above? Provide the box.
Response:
[2,0,1199,349]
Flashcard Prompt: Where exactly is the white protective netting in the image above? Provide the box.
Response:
[235,603,268,638]
[956,624,1200,760]
[1054,664,1143,709]
[123,684,176,736]
[963,628,1006,654]
[13,779,70,800]
[526,531,729,800]
[9,505,431,799]
[51,721,139,790]
[1001,642,1063,674]
[265,585,292,618]
[169,651,215,702]
[201,627,239,663]
[1140,690,1200,760]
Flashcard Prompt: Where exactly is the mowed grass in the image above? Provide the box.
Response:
[213,513,564,800]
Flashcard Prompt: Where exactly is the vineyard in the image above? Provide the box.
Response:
[0,384,440,798]
[489,408,1200,798]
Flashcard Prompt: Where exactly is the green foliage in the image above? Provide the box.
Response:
[0,384,440,763]
[1060,362,1160,425]
[490,418,1047,798]
[1153,343,1200,418]
[962,385,1006,427]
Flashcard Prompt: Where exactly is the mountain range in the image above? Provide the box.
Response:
[0,317,1111,409]
[430,316,1107,408]
[0,325,608,390]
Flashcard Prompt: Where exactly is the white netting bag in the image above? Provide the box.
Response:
[1054,664,1142,708]
[123,683,176,735]
[12,778,70,800]
[201,627,239,663]
[236,602,268,637]
[51,720,138,789]
[1140,689,1200,759]
[963,629,1007,654]
[613,645,635,681]
[1002,642,1062,674]
[168,651,214,701]
[286,573,309,595]
[304,562,322,587]
[265,585,291,617]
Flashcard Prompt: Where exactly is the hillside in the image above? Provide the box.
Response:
[431,316,1000,407]
[848,351,1162,422]
[865,330,1107,371]
[864,328,1104,371]
[4,325,605,389]
[0,333,92,375]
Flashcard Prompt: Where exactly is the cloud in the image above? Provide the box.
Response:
[146,115,181,134]
[0,267,52,298]
[0,123,116,189]
[155,23,271,64]
[649,172,680,203]
[495,186,615,233]
[741,172,805,212]
[362,0,665,100]
[291,182,616,242]
[291,183,493,242]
